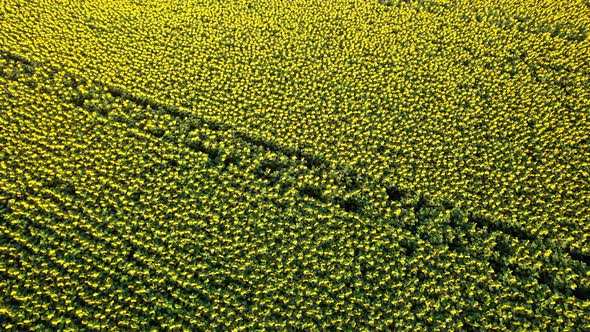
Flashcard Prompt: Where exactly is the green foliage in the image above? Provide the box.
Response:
[1,0,590,330]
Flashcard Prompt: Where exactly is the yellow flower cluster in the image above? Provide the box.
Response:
[1,0,589,329]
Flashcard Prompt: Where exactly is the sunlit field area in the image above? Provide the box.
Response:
[1,0,589,329]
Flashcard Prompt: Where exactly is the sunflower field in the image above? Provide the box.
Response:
[1,0,589,330]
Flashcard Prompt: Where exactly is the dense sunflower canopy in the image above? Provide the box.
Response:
[1,0,589,330]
